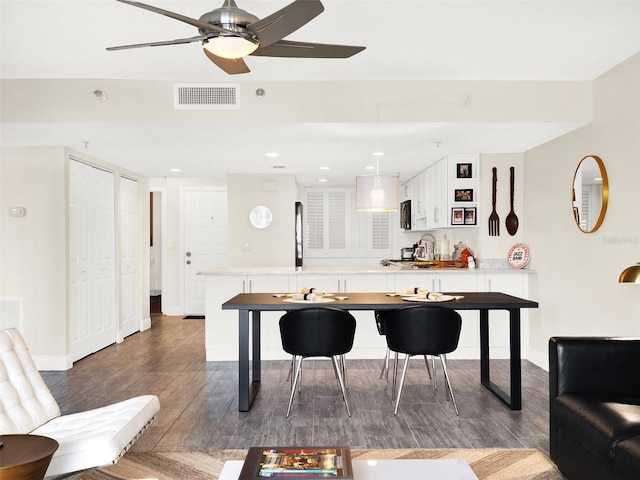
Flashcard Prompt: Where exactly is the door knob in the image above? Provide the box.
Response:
[186,260,191,265]
[186,252,191,257]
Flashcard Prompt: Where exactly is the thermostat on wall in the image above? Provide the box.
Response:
[9,207,26,217]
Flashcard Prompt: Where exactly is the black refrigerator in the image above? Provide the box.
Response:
[295,201,303,268]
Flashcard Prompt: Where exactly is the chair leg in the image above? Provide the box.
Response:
[432,355,438,391]
[331,356,351,416]
[439,354,459,416]
[341,354,348,390]
[394,354,411,415]
[286,356,304,417]
[287,355,294,382]
[392,351,399,403]
[379,347,389,379]
[423,355,432,379]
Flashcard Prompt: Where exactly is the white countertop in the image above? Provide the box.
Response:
[199,265,535,275]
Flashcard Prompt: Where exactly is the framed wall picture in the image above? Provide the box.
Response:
[456,163,472,178]
[454,189,474,202]
[451,208,464,225]
[464,207,477,225]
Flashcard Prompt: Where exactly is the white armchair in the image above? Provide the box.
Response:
[0,328,160,479]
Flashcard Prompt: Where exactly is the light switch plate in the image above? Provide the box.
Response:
[9,206,26,217]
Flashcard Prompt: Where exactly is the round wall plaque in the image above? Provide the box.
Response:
[249,205,273,229]
[507,243,530,269]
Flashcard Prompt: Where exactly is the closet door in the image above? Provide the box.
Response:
[120,177,140,338]
[69,160,116,361]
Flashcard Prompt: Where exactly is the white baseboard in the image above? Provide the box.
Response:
[141,317,151,331]
[163,306,183,316]
[525,346,549,371]
[34,354,73,371]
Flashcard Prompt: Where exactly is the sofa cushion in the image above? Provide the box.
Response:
[32,394,160,477]
[0,329,61,434]
[555,394,640,465]
[614,436,640,479]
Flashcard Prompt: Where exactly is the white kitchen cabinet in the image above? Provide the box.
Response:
[205,274,290,361]
[425,158,449,229]
[204,269,533,361]
[205,274,246,361]
[482,272,529,359]
[293,274,343,293]
[402,154,480,230]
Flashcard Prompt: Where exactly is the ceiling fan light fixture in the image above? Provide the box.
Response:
[204,36,258,59]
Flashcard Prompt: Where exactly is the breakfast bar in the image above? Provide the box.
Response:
[221,291,539,412]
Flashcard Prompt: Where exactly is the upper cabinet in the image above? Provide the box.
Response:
[403,154,479,231]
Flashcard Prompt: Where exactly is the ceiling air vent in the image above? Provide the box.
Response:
[173,83,240,110]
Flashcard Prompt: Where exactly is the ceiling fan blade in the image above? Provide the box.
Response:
[247,0,324,48]
[107,35,207,51]
[203,49,251,75]
[251,39,365,58]
[114,0,233,35]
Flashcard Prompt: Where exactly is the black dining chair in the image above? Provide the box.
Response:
[375,310,431,391]
[279,307,357,417]
[383,305,462,415]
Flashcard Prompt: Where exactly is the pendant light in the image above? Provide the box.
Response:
[356,153,399,212]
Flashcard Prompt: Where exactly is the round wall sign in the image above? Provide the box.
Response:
[249,205,273,229]
[507,243,530,269]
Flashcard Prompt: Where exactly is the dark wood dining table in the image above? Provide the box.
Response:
[221,291,539,412]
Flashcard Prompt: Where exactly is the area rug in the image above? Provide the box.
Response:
[76,448,562,479]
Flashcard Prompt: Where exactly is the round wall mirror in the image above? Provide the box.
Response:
[572,155,608,233]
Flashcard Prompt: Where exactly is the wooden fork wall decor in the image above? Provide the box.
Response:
[488,167,500,236]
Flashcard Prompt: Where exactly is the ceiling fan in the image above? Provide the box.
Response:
[107,0,365,75]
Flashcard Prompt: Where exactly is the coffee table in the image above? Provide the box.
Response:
[0,434,59,480]
[218,458,479,479]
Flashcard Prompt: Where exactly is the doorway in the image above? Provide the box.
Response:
[150,189,164,314]
[182,188,228,315]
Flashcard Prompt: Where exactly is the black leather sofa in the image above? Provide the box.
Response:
[549,337,640,480]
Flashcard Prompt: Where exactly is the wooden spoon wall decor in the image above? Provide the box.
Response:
[506,166,519,235]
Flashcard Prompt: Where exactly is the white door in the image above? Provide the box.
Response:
[120,177,140,339]
[183,189,228,315]
[69,160,92,357]
[69,160,117,361]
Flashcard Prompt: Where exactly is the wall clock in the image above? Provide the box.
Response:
[249,205,273,229]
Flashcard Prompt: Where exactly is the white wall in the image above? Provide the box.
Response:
[227,174,297,268]
[524,52,640,367]
[0,147,68,358]
[0,147,149,368]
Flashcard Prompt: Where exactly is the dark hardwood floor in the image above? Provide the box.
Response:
[41,314,551,454]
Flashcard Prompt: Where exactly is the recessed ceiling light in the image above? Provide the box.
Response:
[266,152,279,158]
[373,151,385,157]
[319,178,328,183]
[365,165,375,170]
[320,166,330,170]
[169,168,181,172]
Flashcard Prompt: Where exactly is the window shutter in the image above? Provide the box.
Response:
[328,191,346,249]
[306,190,325,249]
[371,213,390,250]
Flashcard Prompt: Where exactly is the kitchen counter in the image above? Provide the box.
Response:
[199,264,535,275]
[203,264,536,362]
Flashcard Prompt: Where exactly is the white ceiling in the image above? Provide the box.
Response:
[2,0,639,185]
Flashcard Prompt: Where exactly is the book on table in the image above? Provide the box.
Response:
[238,446,353,479]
